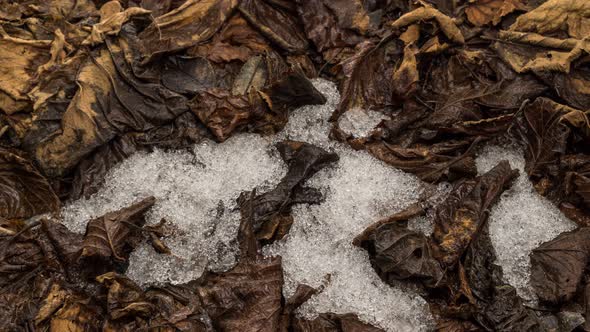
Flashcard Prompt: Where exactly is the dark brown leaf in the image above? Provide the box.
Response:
[530,227,590,304]
[518,98,571,183]
[81,196,155,262]
[292,313,384,332]
[249,140,338,243]
[432,161,519,266]
[0,148,60,220]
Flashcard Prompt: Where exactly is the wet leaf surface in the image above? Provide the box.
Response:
[2,0,590,330]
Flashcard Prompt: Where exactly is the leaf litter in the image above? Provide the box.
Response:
[2,0,590,331]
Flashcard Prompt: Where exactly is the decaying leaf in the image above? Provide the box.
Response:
[139,0,239,61]
[296,0,370,54]
[82,1,151,46]
[466,0,528,27]
[196,190,283,331]
[81,196,155,262]
[34,28,188,176]
[292,313,385,332]
[530,227,590,304]
[518,98,571,185]
[510,0,590,39]
[357,217,444,287]
[3,0,590,329]
[0,28,51,115]
[250,140,338,242]
[0,148,60,220]
[432,161,519,266]
[97,272,155,319]
[390,6,465,44]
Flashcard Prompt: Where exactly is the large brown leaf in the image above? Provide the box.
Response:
[296,0,370,53]
[356,215,444,287]
[465,0,527,26]
[530,227,590,304]
[0,148,60,220]
[432,161,519,266]
[139,0,239,62]
[34,28,188,176]
[81,196,155,262]
[238,0,308,53]
[518,98,571,181]
[0,29,51,115]
[510,0,590,39]
[71,135,138,200]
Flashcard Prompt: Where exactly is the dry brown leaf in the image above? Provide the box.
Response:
[466,0,527,26]
[0,28,51,115]
[510,0,590,39]
[393,44,420,98]
[493,35,590,73]
[83,1,151,46]
[390,6,465,44]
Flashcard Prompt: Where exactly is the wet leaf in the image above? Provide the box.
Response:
[196,191,283,331]
[81,196,155,262]
[139,0,239,61]
[432,161,519,266]
[34,28,188,176]
[390,6,465,44]
[238,0,308,53]
[357,218,444,287]
[296,0,370,53]
[83,1,150,46]
[292,313,384,332]
[71,135,138,200]
[250,141,338,242]
[0,148,60,220]
[530,227,590,304]
[518,98,571,181]
[96,272,155,319]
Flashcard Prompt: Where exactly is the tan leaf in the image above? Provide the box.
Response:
[390,6,464,44]
[510,0,590,39]
[82,1,150,46]
[466,0,528,26]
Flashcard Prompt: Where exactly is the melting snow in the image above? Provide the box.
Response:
[62,78,581,329]
[62,134,287,284]
[62,79,434,331]
[338,108,388,138]
[476,145,576,301]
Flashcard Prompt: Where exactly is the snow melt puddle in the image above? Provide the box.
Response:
[476,145,576,302]
[62,79,434,331]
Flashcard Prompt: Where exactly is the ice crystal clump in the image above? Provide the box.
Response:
[61,134,286,284]
[476,145,576,301]
[337,108,388,138]
[62,79,434,330]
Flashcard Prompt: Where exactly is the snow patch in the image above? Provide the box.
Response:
[338,108,388,138]
[476,145,576,301]
[62,134,286,284]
